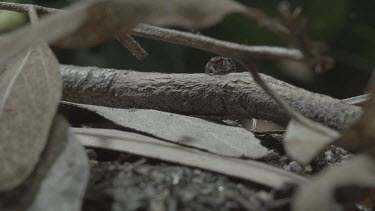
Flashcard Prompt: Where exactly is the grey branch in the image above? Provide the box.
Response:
[131,24,303,61]
[60,65,361,131]
[0,2,56,14]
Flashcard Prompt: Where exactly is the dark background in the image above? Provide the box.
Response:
[1,0,375,98]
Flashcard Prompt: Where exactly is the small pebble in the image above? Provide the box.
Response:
[284,161,303,173]
[86,149,97,160]
[325,150,334,161]
[218,186,224,192]
[304,165,312,173]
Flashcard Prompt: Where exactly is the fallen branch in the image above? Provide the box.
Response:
[60,65,361,130]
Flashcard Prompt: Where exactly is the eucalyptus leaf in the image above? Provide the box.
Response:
[0,43,62,191]
[62,102,269,158]
[74,128,307,188]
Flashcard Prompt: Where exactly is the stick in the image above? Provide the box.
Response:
[60,65,361,130]
[131,24,303,61]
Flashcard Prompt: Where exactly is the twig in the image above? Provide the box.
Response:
[276,2,333,71]
[342,94,369,106]
[0,2,304,62]
[60,65,362,131]
[131,24,303,61]
[0,2,56,14]
[115,32,148,60]
[27,6,39,24]
[243,6,290,38]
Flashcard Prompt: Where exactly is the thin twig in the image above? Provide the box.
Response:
[243,6,290,38]
[342,94,369,106]
[238,59,338,137]
[131,24,303,61]
[0,2,56,14]
[277,2,333,71]
[27,6,39,24]
[115,33,148,60]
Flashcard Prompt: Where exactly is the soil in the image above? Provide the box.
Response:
[81,132,356,211]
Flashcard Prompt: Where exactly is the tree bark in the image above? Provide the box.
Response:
[60,65,361,130]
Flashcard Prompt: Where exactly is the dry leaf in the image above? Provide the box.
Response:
[292,154,375,211]
[27,127,89,211]
[61,102,269,158]
[0,0,247,65]
[0,115,69,211]
[74,127,307,188]
[284,119,340,165]
[0,42,62,190]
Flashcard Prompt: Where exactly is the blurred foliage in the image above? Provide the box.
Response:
[0,10,26,32]
[2,0,375,98]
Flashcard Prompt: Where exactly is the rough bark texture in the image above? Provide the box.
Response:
[60,65,361,130]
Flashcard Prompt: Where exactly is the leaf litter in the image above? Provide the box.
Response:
[74,127,306,188]
[0,0,373,210]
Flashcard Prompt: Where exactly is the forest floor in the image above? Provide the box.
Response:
[82,132,352,211]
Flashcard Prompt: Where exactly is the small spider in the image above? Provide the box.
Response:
[205,56,236,76]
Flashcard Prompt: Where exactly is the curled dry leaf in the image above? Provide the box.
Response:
[283,119,340,165]
[74,127,307,188]
[0,42,62,190]
[0,0,247,65]
[61,102,269,158]
[292,154,375,211]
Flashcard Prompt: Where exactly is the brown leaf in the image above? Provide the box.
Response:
[74,127,307,188]
[0,42,62,190]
